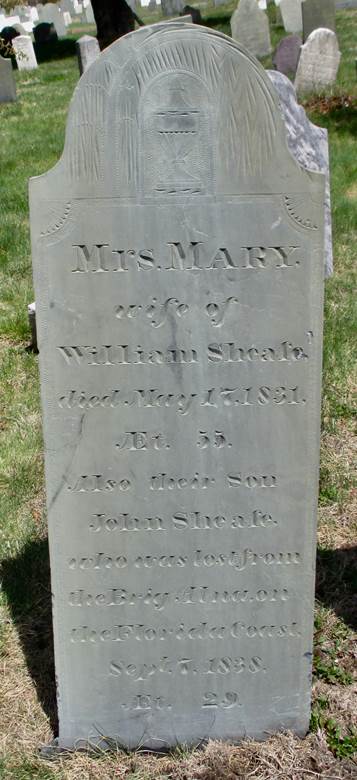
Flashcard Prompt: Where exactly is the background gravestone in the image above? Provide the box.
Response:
[295,27,341,93]
[268,69,333,277]
[0,25,19,45]
[38,2,66,37]
[0,55,16,102]
[231,0,272,57]
[13,34,38,70]
[280,0,302,32]
[30,22,325,751]
[76,34,100,75]
[273,34,302,77]
[302,0,336,40]
[33,22,58,43]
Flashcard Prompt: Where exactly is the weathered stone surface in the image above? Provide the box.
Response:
[280,0,302,32]
[76,34,100,76]
[231,0,272,57]
[302,0,335,40]
[13,34,38,70]
[295,27,340,93]
[0,55,16,102]
[273,34,302,76]
[268,70,332,276]
[30,22,324,751]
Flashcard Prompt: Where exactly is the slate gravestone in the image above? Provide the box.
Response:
[76,34,100,76]
[295,27,340,93]
[180,5,202,23]
[13,34,38,70]
[268,70,332,276]
[0,25,19,44]
[0,54,16,101]
[231,0,272,58]
[280,0,302,32]
[30,22,325,751]
[302,0,335,40]
[273,34,302,76]
[162,0,184,15]
[34,21,58,43]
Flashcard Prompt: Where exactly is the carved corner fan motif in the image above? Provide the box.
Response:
[63,30,284,188]
[284,195,318,231]
[40,202,72,237]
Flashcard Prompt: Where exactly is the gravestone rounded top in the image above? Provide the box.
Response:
[33,21,58,42]
[294,26,341,93]
[0,25,19,44]
[31,21,321,222]
[273,34,302,76]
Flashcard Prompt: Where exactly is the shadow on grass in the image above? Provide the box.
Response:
[0,538,58,736]
[305,101,357,137]
[316,546,357,631]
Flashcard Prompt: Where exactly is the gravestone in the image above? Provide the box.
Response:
[13,33,38,70]
[38,2,66,37]
[0,54,16,101]
[295,27,340,93]
[30,22,325,751]
[0,25,19,44]
[231,0,272,58]
[302,0,335,40]
[161,0,184,15]
[268,70,332,276]
[84,1,95,23]
[63,11,72,26]
[28,301,37,351]
[280,0,302,32]
[273,34,302,77]
[33,21,58,43]
[180,5,202,23]
[76,34,100,75]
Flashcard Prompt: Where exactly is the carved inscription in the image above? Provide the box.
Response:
[58,386,307,413]
[30,22,324,748]
[70,621,302,643]
[71,243,302,273]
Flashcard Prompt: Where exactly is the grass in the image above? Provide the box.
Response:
[0,5,356,779]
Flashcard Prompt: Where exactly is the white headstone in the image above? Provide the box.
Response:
[280,0,302,32]
[30,22,325,751]
[63,11,72,26]
[84,2,95,23]
[0,55,16,102]
[76,34,100,75]
[295,27,341,93]
[231,0,272,58]
[268,70,333,276]
[38,2,66,37]
[13,34,38,70]
[2,14,21,26]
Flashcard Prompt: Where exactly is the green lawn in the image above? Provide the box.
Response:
[0,7,356,779]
